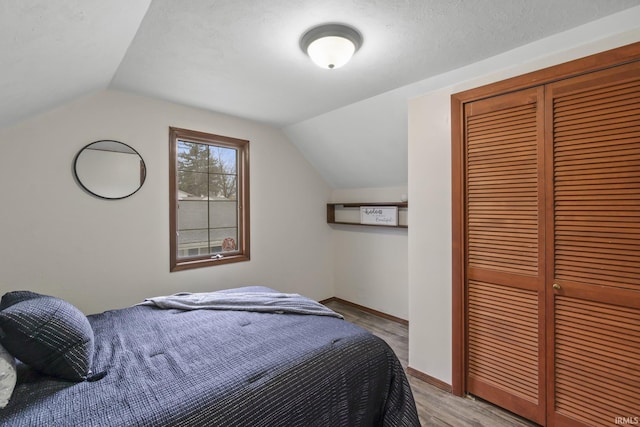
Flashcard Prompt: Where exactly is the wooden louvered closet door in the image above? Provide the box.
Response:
[464,87,546,425]
[545,61,640,427]
[454,44,640,427]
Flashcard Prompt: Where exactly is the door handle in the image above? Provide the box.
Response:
[552,283,561,291]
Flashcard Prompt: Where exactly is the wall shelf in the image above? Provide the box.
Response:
[327,202,408,228]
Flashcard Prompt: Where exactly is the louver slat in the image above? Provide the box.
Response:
[467,100,539,275]
[464,88,544,424]
[550,65,640,427]
[467,280,539,403]
[553,78,640,292]
[554,297,640,427]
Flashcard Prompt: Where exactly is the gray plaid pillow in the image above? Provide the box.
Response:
[0,290,43,310]
[0,293,94,382]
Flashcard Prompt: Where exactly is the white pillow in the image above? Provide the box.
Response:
[0,342,16,408]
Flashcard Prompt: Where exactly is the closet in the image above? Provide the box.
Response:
[451,42,640,427]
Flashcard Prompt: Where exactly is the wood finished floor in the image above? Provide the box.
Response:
[324,300,539,427]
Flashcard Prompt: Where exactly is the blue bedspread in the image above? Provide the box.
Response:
[0,287,419,426]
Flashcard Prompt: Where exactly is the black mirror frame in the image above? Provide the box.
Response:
[73,140,147,200]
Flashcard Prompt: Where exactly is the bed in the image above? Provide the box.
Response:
[0,287,419,426]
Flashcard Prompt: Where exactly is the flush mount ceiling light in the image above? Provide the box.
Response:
[300,23,363,69]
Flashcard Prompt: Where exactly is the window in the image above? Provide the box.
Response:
[169,127,250,271]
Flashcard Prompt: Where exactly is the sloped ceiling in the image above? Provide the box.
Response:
[2,0,639,188]
[0,1,151,127]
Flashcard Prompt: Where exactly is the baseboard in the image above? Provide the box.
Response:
[320,297,408,326]
[407,367,453,393]
[321,297,449,392]
[319,296,337,305]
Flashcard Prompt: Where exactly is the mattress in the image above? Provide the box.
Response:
[0,287,419,426]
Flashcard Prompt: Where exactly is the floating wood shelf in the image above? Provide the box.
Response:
[327,202,408,228]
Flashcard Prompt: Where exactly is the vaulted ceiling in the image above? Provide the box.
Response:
[2,0,639,187]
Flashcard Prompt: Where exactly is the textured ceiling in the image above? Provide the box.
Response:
[0,0,151,128]
[111,0,640,126]
[2,0,639,188]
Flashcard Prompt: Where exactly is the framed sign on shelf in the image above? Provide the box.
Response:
[360,206,398,226]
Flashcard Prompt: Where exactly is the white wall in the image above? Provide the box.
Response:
[0,90,333,314]
[330,186,408,319]
[408,10,640,385]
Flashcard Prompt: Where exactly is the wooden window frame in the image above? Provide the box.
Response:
[169,127,250,272]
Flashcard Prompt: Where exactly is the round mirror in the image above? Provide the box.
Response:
[73,140,146,199]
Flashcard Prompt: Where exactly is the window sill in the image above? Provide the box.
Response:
[170,253,250,272]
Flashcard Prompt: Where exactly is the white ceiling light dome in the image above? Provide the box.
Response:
[300,24,363,69]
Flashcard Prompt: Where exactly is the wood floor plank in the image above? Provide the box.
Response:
[325,300,540,427]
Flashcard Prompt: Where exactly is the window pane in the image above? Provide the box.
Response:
[176,229,238,257]
[211,228,238,252]
[178,170,209,199]
[177,200,208,230]
[207,145,237,201]
[209,146,237,174]
[208,200,237,228]
[177,141,209,172]
[178,229,209,257]
[209,174,237,200]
